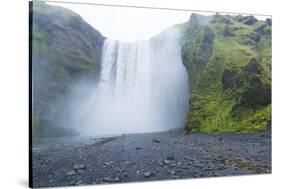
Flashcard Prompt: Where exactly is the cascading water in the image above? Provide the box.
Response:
[81,27,189,136]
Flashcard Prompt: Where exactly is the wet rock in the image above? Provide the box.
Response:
[266,18,272,26]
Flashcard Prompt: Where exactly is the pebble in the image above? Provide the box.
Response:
[103,161,114,166]
[170,163,177,167]
[75,180,83,185]
[152,139,160,143]
[163,160,171,165]
[102,176,120,182]
[143,171,153,177]
[66,170,75,176]
[167,156,176,160]
[74,164,86,170]
[168,170,176,175]
[204,167,213,171]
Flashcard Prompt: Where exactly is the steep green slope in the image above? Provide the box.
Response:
[181,14,271,133]
[31,1,105,137]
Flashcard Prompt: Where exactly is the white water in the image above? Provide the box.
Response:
[79,27,189,136]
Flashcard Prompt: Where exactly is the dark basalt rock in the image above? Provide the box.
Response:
[243,58,261,74]
[266,18,272,26]
[235,15,244,22]
[224,25,235,37]
[222,69,235,90]
[238,58,271,106]
[234,77,271,108]
[242,16,258,25]
[242,32,260,46]
[255,24,271,36]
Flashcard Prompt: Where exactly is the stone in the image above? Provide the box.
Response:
[143,171,153,177]
[104,161,114,166]
[243,16,258,25]
[75,180,83,185]
[66,170,75,176]
[204,167,213,171]
[152,139,160,143]
[168,170,176,175]
[124,161,131,165]
[170,163,177,167]
[163,160,171,165]
[74,164,86,170]
[114,177,120,182]
[167,156,176,160]
[136,147,143,150]
[266,18,272,26]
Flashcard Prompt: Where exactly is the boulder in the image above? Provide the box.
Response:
[222,69,235,90]
[266,18,272,26]
[243,16,258,25]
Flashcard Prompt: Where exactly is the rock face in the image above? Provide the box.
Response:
[31,1,105,137]
[222,70,235,90]
[181,13,271,133]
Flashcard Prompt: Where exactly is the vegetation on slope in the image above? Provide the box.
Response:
[31,1,105,137]
[181,13,271,133]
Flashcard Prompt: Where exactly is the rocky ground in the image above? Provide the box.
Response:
[31,129,271,188]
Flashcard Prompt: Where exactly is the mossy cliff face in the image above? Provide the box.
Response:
[181,14,271,133]
[31,2,105,136]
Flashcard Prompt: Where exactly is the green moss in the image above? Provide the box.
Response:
[32,116,41,137]
[182,14,271,133]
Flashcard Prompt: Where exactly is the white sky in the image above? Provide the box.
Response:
[46,1,270,41]
[47,2,193,41]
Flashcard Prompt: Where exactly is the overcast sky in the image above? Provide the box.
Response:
[47,1,269,41]
[47,2,200,41]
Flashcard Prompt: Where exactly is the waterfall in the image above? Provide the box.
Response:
[83,27,189,136]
